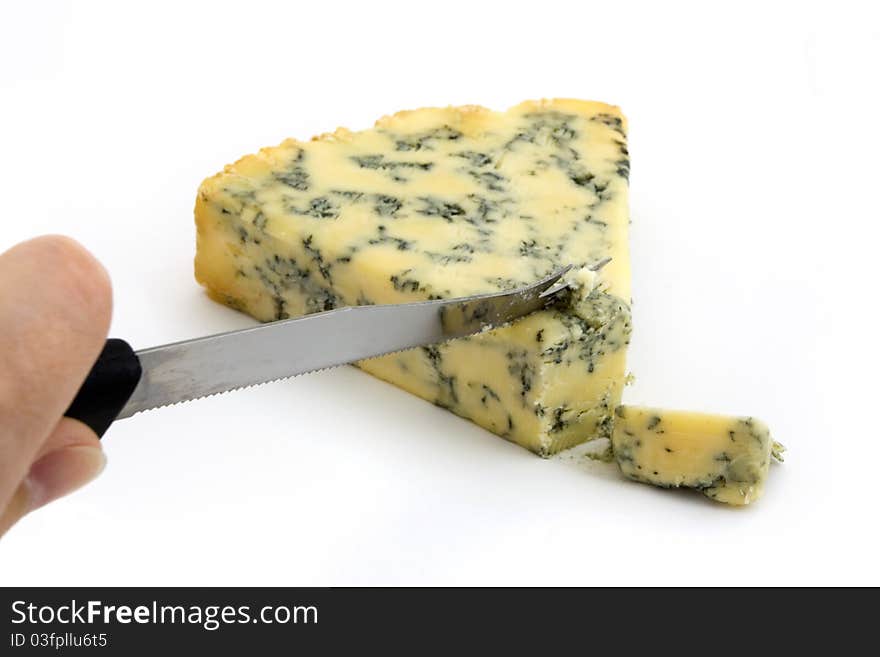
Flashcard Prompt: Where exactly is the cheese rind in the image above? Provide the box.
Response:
[194,99,631,455]
[611,406,782,505]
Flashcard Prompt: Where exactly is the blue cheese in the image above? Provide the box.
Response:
[194,99,632,456]
[611,406,785,505]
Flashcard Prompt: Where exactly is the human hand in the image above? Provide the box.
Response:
[0,236,112,536]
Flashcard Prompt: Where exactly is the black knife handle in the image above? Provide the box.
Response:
[64,338,142,438]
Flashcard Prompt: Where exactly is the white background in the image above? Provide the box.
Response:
[0,0,877,586]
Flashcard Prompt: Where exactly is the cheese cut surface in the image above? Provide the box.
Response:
[611,406,784,505]
[195,99,631,456]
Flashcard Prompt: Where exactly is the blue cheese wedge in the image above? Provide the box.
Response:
[611,406,785,505]
[195,99,632,456]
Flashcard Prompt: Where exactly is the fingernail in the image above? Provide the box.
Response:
[25,446,107,511]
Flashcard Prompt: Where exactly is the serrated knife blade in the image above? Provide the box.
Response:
[114,265,573,420]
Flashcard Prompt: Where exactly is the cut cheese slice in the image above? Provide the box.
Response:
[611,406,784,505]
[195,99,632,456]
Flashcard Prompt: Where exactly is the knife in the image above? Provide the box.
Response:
[64,265,576,438]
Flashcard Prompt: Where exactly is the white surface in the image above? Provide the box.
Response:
[0,0,877,586]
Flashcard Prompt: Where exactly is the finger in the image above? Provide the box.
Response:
[0,418,105,535]
[31,413,101,459]
[0,485,29,537]
[0,236,112,511]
